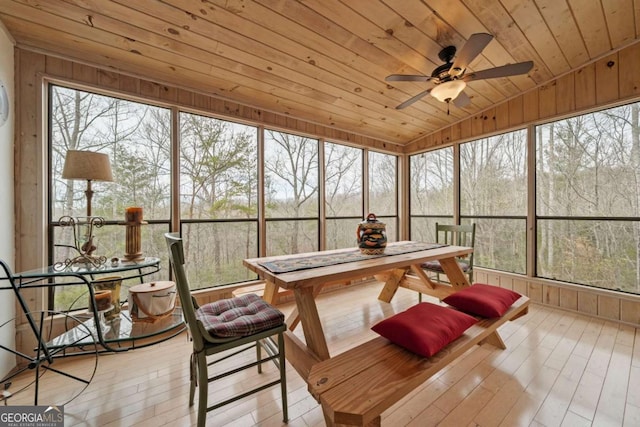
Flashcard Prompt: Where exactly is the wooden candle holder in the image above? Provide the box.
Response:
[123,207,146,262]
[123,221,147,262]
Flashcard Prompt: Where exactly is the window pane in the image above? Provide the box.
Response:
[410,148,453,216]
[535,103,640,293]
[378,216,397,243]
[463,218,526,274]
[410,217,454,242]
[326,219,358,250]
[50,85,171,308]
[180,113,258,220]
[325,142,362,217]
[536,104,640,217]
[51,85,171,222]
[537,219,640,293]
[182,222,258,289]
[264,130,319,218]
[460,130,527,216]
[266,220,319,256]
[368,151,397,216]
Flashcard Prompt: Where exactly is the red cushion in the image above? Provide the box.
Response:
[371,303,478,357]
[443,283,521,318]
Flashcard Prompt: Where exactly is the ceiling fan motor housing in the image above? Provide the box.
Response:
[431,62,453,81]
[438,45,457,63]
[431,45,458,81]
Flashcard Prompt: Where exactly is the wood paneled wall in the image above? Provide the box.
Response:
[405,42,640,153]
[475,269,640,327]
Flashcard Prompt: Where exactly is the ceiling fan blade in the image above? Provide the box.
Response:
[449,33,493,77]
[453,91,471,108]
[464,61,534,81]
[385,74,432,82]
[395,88,432,109]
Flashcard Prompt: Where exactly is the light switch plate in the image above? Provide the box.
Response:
[0,81,8,127]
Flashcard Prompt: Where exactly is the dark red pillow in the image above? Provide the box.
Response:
[443,283,521,318]
[371,302,478,357]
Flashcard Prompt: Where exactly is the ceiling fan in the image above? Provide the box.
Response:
[386,33,533,112]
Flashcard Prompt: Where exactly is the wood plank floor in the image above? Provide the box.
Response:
[4,282,639,426]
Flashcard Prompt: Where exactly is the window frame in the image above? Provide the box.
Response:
[45,81,402,307]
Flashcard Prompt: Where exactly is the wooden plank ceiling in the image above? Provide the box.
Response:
[1,0,639,145]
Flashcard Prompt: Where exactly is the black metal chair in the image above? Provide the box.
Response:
[165,233,288,427]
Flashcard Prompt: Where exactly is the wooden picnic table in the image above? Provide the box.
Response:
[243,241,473,379]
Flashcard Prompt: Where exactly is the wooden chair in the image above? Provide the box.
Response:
[420,223,476,298]
[165,233,288,427]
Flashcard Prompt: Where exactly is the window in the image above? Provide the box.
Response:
[325,142,362,250]
[409,148,453,242]
[50,85,170,310]
[264,130,319,256]
[536,103,640,293]
[179,112,258,289]
[460,130,527,273]
[48,84,401,304]
[368,151,398,242]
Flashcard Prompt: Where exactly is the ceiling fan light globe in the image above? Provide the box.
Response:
[430,80,466,103]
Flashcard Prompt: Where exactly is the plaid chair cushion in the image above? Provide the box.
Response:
[421,259,470,273]
[196,293,285,338]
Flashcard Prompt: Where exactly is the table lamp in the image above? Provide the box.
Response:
[62,150,113,216]
[56,150,113,269]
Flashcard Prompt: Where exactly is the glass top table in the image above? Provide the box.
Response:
[4,257,185,353]
[18,256,162,278]
[0,257,185,405]
[47,308,185,352]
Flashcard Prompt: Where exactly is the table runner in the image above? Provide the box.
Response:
[259,242,446,273]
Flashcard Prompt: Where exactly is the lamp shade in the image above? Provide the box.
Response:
[62,150,113,182]
[430,80,467,103]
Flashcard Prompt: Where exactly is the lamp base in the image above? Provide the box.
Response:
[56,254,108,270]
[54,216,107,271]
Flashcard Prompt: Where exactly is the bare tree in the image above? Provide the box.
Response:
[264,130,318,254]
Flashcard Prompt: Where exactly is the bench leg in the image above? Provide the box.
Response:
[479,330,507,349]
[322,405,381,427]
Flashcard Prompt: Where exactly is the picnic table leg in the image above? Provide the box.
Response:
[438,257,472,290]
[377,268,409,303]
[409,264,438,290]
[286,283,324,331]
[294,285,331,361]
[263,280,280,305]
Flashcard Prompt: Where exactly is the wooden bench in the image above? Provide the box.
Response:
[232,282,295,304]
[307,296,530,426]
[233,279,357,306]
